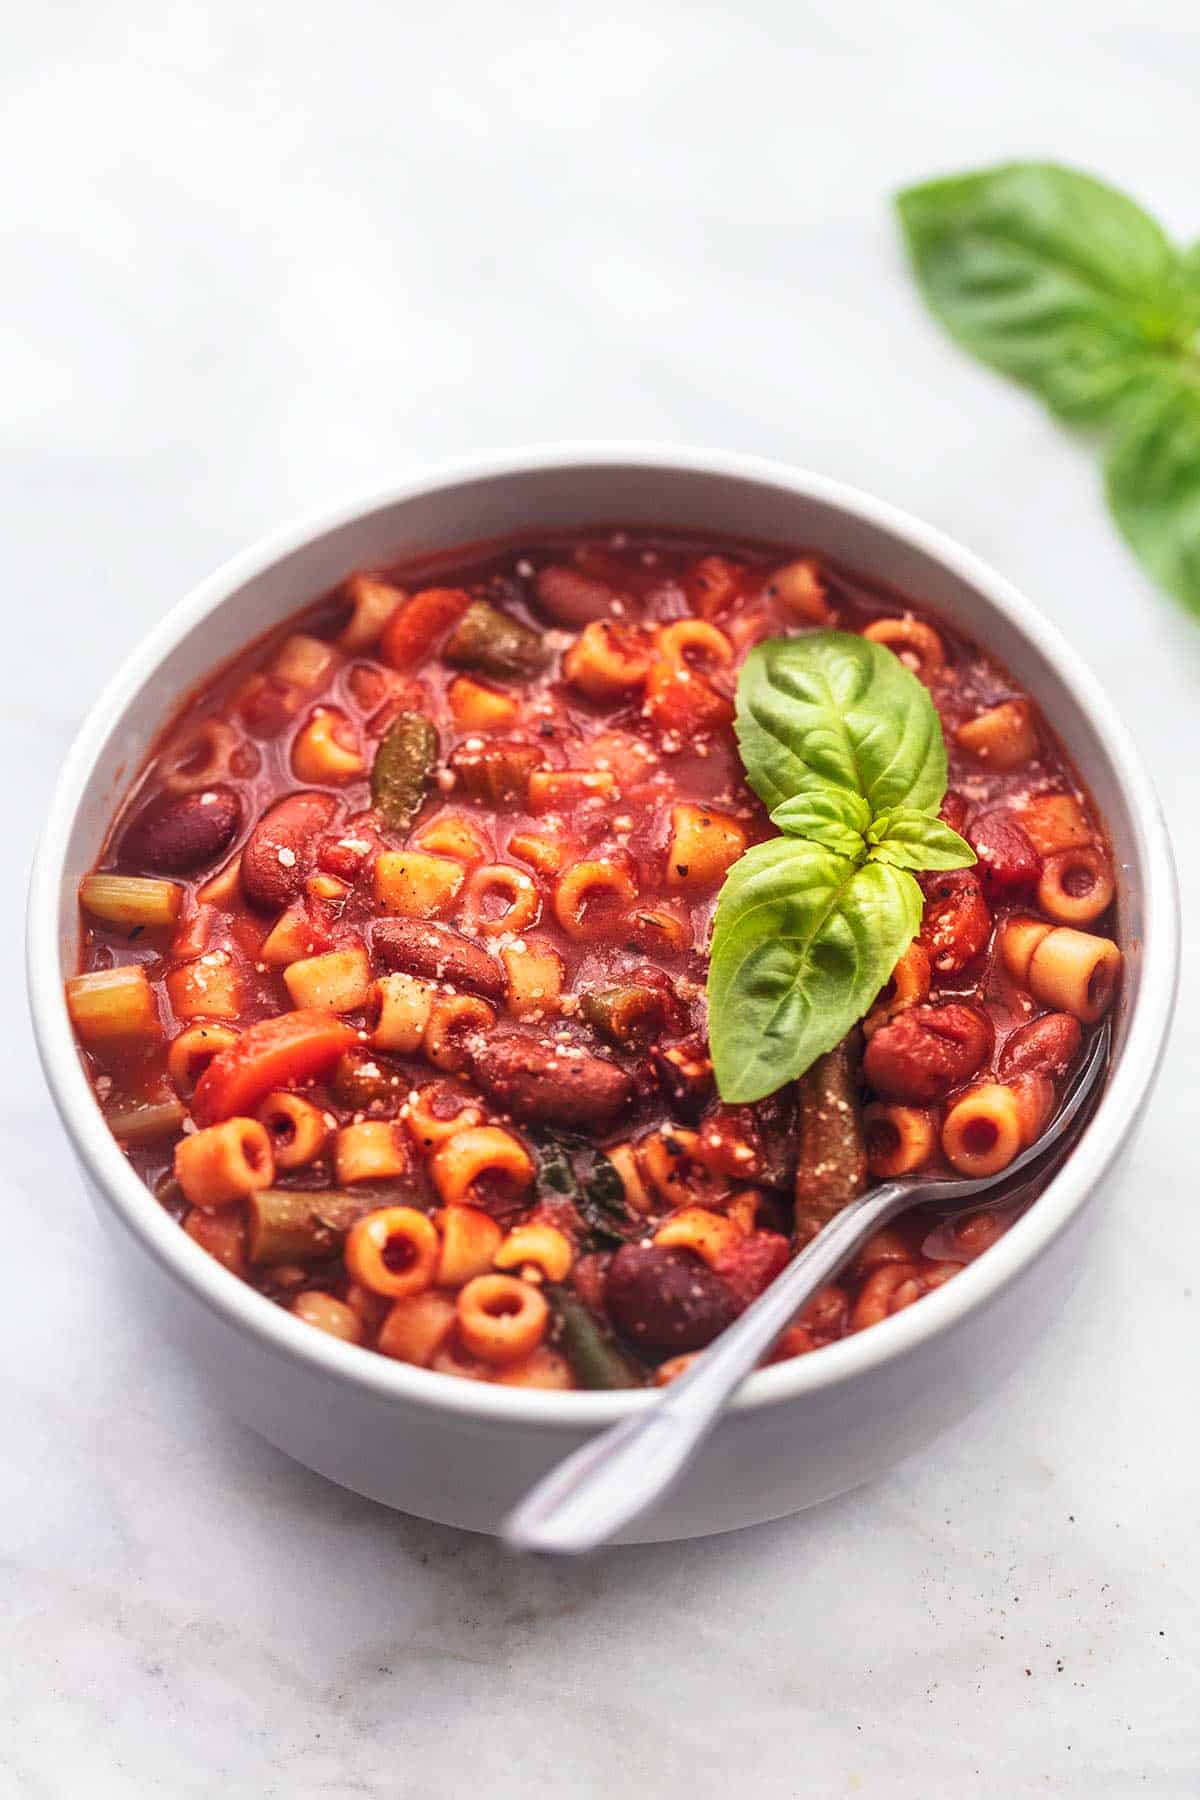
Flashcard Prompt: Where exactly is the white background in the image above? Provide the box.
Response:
[5,3,1199,1795]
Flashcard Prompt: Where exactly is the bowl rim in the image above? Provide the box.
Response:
[27,441,1180,1429]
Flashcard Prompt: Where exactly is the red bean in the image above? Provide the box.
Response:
[533,565,623,625]
[919,870,992,974]
[605,1244,738,1354]
[469,1032,632,1130]
[999,1012,1082,1080]
[968,809,1042,898]
[119,787,241,874]
[863,1002,993,1104]
[371,918,505,1001]
[240,792,340,912]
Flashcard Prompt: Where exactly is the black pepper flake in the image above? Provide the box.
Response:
[675,864,689,877]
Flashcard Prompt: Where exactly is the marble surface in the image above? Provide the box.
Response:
[6,2,1200,1793]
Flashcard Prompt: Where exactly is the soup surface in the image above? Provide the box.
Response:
[66,531,1121,1389]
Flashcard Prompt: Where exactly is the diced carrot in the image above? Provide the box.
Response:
[192,1009,357,1125]
[379,588,471,671]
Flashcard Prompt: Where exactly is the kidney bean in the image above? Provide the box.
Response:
[968,810,1042,898]
[998,1011,1082,1081]
[605,1244,738,1354]
[863,1002,993,1104]
[241,792,339,912]
[469,1032,632,1130]
[119,786,241,874]
[919,870,992,974]
[533,565,623,625]
[371,918,505,1001]
[713,1231,790,1311]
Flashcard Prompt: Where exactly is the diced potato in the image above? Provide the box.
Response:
[374,851,464,918]
[283,944,371,1013]
[371,972,436,1052]
[1019,792,1095,856]
[448,677,520,730]
[665,804,747,890]
[166,952,242,1021]
[501,942,564,1018]
[259,901,323,968]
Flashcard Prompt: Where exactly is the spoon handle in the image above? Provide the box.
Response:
[503,1181,909,1555]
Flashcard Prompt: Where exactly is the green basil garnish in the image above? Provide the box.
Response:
[708,632,974,1104]
[737,632,947,820]
[896,161,1200,615]
[864,808,983,871]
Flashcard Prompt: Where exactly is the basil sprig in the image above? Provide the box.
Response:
[896,161,1200,617]
[707,632,973,1104]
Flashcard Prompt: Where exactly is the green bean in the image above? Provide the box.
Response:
[444,602,548,680]
[370,711,438,831]
[551,1289,640,1389]
[245,1190,369,1265]
[793,1032,867,1241]
[106,1098,189,1143]
[580,982,665,1048]
[448,739,542,807]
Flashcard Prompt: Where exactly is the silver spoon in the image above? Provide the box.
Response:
[504,1023,1110,1555]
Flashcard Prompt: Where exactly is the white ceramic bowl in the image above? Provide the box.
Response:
[28,446,1179,1542]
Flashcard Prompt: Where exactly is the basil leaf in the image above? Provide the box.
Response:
[1105,370,1200,618]
[707,837,923,1104]
[769,786,870,858]
[1182,241,1200,300]
[737,632,947,820]
[896,162,1198,424]
[867,808,976,872]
